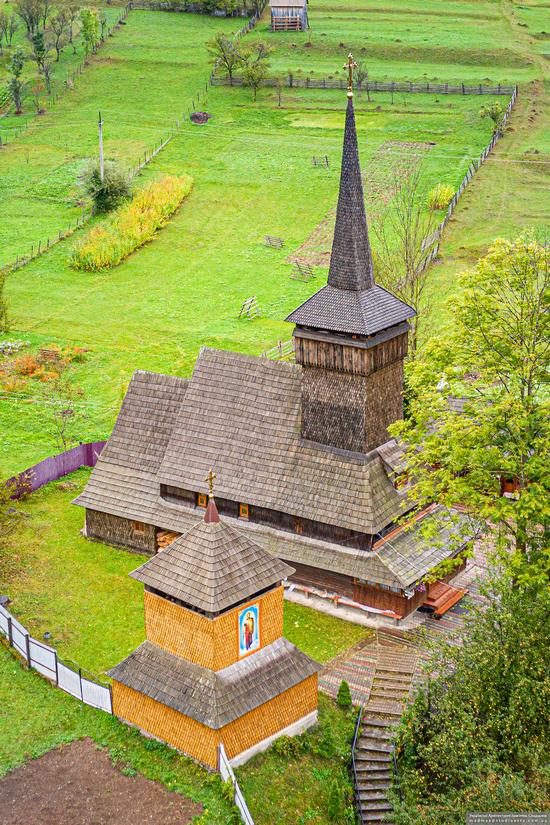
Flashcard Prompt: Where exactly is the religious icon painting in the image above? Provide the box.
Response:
[238,603,260,658]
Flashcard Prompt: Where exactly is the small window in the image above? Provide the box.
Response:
[196,493,207,509]
[133,521,145,534]
[379,583,390,591]
[293,518,303,535]
[239,503,249,520]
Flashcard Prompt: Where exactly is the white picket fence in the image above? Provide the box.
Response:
[0,604,112,713]
[218,744,255,825]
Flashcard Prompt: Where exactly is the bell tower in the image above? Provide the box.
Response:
[286,55,415,454]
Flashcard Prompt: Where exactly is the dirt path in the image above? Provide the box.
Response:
[0,738,202,825]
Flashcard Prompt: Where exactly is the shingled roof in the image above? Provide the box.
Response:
[108,637,320,729]
[285,95,415,336]
[130,497,294,614]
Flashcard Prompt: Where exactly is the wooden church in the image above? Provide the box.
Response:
[108,483,320,768]
[76,62,474,622]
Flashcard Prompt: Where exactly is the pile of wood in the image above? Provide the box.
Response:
[156,530,181,550]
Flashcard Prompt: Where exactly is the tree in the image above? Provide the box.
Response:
[40,377,88,452]
[7,48,26,114]
[480,101,505,136]
[83,159,131,213]
[207,32,244,86]
[98,10,107,40]
[392,573,550,824]
[275,74,284,107]
[391,235,550,588]
[371,156,437,355]
[0,11,8,56]
[65,3,79,52]
[0,270,8,334]
[31,29,53,93]
[355,59,370,101]
[80,8,99,59]
[50,9,68,61]
[14,0,43,36]
[336,679,352,710]
[241,39,272,101]
[7,15,20,46]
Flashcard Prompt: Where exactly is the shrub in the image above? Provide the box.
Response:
[427,182,454,211]
[71,175,193,272]
[327,778,344,822]
[84,159,132,214]
[271,734,303,759]
[336,679,352,710]
[14,354,41,376]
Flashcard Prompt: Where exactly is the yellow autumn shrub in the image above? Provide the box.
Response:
[71,174,193,271]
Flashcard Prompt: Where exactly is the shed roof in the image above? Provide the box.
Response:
[130,497,293,613]
[108,638,320,729]
[269,0,305,6]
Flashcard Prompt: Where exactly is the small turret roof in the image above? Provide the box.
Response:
[130,496,294,614]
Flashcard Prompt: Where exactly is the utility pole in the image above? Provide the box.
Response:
[98,111,104,183]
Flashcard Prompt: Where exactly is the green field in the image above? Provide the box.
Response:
[0,7,513,475]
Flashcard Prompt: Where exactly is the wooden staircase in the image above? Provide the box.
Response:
[354,638,419,824]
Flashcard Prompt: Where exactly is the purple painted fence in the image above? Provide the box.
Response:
[7,442,106,497]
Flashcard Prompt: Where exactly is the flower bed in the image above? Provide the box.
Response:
[71,175,193,272]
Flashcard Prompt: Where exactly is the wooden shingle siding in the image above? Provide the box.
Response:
[112,674,318,769]
[85,509,156,553]
[144,588,284,670]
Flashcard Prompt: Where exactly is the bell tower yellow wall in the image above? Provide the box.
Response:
[143,586,284,671]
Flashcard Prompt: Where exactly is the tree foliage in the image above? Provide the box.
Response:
[79,7,98,58]
[392,574,550,823]
[207,32,244,86]
[391,234,550,587]
[7,47,26,114]
[83,159,131,214]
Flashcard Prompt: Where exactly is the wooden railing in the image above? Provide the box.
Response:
[352,705,365,823]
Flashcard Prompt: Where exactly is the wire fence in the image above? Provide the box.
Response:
[210,74,517,96]
[0,5,214,277]
[0,604,113,713]
[0,4,132,133]
[417,84,518,272]
[218,744,255,825]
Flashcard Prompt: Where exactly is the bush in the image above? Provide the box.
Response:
[327,778,344,822]
[336,679,352,710]
[71,175,193,271]
[14,354,41,376]
[271,734,303,759]
[427,182,454,211]
[84,159,132,214]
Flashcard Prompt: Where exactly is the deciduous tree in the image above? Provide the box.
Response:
[80,8,98,59]
[7,47,26,114]
[207,32,244,86]
[392,234,550,587]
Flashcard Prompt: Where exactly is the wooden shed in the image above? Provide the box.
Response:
[269,0,308,31]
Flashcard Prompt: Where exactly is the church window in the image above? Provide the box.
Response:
[293,518,303,535]
[196,493,207,509]
[239,503,249,520]
[133,521,145,534]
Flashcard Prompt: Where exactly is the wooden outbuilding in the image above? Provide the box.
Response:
[108,493,320,769]
[269,0,308,31]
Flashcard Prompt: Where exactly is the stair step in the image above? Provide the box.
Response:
[356,755,391,765]
[360,816,393,824]
[365,703,403,716]
[361,717,395,728]
[361,728,393,740]
[370,688,408,700]
[357,782,391,791]
[359,791,388,801]
[358,741,392,754]
[361,801,393,812]
[356,770,392,780]
[372,672,413,685]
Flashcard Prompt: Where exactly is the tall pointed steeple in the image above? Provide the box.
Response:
[285,55,416,453]
[285,55,414,338]
[327,94,375,292]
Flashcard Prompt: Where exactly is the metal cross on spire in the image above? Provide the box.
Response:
[204,468,216,498]
[343,52,358,98]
